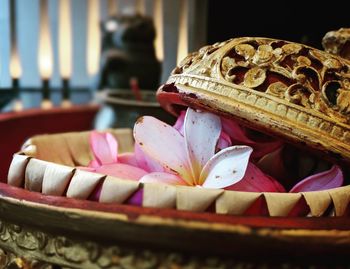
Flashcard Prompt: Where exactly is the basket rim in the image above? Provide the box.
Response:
[2,181,350,231]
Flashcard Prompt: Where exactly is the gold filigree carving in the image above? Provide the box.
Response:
[165,37,350,162]
[172,39,232,75]
[167,74,350,150]
[216,38,350,121]
[0,220,255,269]
[0,248,54,269]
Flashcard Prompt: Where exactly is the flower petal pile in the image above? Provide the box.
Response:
[81,108,344,195]
[134,108,281,190]
[85,131,148,180]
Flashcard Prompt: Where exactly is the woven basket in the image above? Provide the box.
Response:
[7,129,350,217]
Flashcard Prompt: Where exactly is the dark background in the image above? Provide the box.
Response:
[207,1,349,49]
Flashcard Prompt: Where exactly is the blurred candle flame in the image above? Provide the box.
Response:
[61,99,72,108]
[38,0,53,79]
[177,0,188,65]
[154,0,163,61]
[59,0,72,79]
[87,0,100,76]
[13,99,23,111]
[41,99,53,109]
[9,0,22,79]
[10,49,22,79]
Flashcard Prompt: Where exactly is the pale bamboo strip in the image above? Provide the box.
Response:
[7,154,31,187]
[143,183,176,208]
[177,186,223,212]
[25,158,49,192]
[99,176,139,203]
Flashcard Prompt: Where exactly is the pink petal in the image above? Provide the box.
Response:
[88,180,103,201]
[140,172,187,185]
[87,159,100,168]
[173,110,186,135]
[287,199,309,217]
[134,144,165,173]
[94,163,148,180]
[201,146,253,188]
[126,189,143,206]
[244,196,269,216]
[256,147,289,182]
[184,108,221,183]
[90,131,118,165]
[217,131,232,150]
[133,116,192,184]
[118,152,138,167]
[226,162,286,192]
[289,165,343,193]
[221,118,283,160]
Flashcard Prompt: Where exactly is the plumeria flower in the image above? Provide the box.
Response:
[173,110,232,151]
[134,108,284,191]
[85,111,343,197]
[218,115,344,193]
[133,143,165,173]
[84,131,148,180]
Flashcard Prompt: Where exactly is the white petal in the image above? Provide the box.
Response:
[140,172,187,185]
[184,108,221,184]
[134,144,165,172]
[201,146,253,188]
[133,116,192,184]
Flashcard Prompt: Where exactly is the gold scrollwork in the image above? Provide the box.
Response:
[0,219,244,269]
[219,38,350,121]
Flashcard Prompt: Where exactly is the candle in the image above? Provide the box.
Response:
[59,0,72,107]
[9,50,22,111]
[177,0,188,65]
[38,0,53,109]
[87,0,101,78]
[9,0,23,111]
[153,0,164,61]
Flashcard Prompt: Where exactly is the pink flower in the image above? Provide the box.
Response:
[257,147,344,193]
[86,111,343,197]
[134,108,284,191]
[86,131,148,180]
[289,165,343,192]
[221,118,283,160]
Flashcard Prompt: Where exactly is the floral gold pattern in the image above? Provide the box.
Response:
[0,220,311,269]
[187,38,350,120]
[161,37,350,163]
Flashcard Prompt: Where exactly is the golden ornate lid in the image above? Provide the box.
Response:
[157,37,350,164]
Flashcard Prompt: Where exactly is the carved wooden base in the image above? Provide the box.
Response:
[1,219,238,269]
[2,183,350,268]
[0,218,349,269]
[0,248,53,269]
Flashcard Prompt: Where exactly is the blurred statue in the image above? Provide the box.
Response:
[96,13,161,90]
[93,13,174,129]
